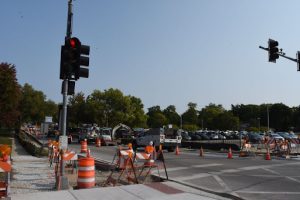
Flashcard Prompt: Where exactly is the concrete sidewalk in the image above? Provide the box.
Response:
[11,181,230,200]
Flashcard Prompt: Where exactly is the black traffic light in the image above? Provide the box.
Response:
[297,51,300,71]
[74,39,90,80]
[61,80,75,95]
[60,37,80,80]
[268,39,279,63]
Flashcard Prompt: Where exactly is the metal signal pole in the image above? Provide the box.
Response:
[57,0,73,190]
[62,0,73,138]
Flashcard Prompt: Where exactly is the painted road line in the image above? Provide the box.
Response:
[175,173,211,181]
[212,175,240,197]
[166,163,223,172]
[191,163,223,168]
[238,191,300,194]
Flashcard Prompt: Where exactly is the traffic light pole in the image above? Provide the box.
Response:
[57,0,73,190]
[259,46,297,63]
[62,0,73,138]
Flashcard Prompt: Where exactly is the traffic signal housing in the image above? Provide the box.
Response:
[75,41,90,80]
[59,37,90,80]
[60,37,80,80]
[268,39,279,63]
[297,51,300,71]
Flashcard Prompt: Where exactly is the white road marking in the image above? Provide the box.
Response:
[212,175,240,197]
[176,173,211,181]
[166,163,223,172]
[191,163,223,168]
[238,191,300,194]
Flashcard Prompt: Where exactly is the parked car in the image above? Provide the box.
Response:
[277,132,293,140]
[181,131,191,141]
[269,133,284,141]
[188,132,202,141]
[247,132,263,143]
[196,132,210,140]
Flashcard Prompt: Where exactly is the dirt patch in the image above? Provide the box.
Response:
[66,167,163,189]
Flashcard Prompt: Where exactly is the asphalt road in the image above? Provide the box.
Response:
[67,142,300,200]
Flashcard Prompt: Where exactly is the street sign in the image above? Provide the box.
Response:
[45,116,53,123]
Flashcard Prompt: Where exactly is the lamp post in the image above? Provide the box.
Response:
[267,106,270,132]
[257,117,260,132]
[180,114,182,130]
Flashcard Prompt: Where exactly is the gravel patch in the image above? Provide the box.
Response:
[10,138,56,195]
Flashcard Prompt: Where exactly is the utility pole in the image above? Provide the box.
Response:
[267,105,269,132]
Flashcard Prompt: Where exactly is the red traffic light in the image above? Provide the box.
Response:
[70,38,76,48]
[66,37,81,48]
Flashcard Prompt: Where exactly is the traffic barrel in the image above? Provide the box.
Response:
[95,137,101,147]
[77,151,95,189]
[81,139,88,153]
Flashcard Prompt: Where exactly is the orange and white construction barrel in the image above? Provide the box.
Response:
[80,139,88,153]
[77,155,95,189]
[95,138,101,147]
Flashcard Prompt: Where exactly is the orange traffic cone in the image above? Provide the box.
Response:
[175,145,180,155]
[200,146,204,157]
[265,148,271,160]
[227,147,233,159]
[95,137,101,147]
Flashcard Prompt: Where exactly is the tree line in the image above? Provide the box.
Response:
[1,62,300,132]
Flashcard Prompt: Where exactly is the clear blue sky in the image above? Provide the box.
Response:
[1,0,300,114]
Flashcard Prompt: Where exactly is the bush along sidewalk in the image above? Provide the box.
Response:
[16,130,48,157]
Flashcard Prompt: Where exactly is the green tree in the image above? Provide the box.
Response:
[163,105,180,127]
[199,103,225,129]
[213,111,239,130]
[147,106,167,128]
[231,104,260,127]
[291,106,300,131]
[269,103,292,131]
[44,100,58,123]
[82,88,147,128]
[20,84,47,124]
[0,63,21,128]
[68,92,91,126]
[126,96,147,128]
[182,102,198,127]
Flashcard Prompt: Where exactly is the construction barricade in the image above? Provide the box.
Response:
[104,145,168,186]
[63,150,78,174]
[105,146,138,186]
[0,145,12,198]
[239,140,253,157]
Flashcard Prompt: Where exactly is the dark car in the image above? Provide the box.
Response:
[188,132,202,141]
[247,132,263,143]
[196,132,210,140]
[181,131,191,141]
